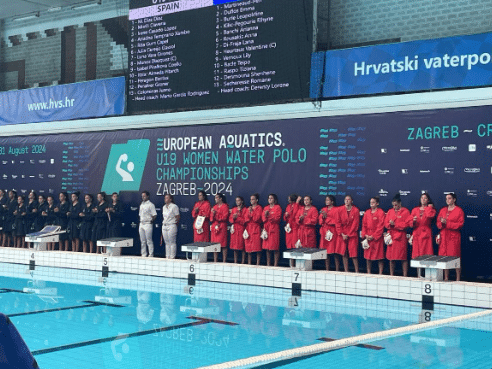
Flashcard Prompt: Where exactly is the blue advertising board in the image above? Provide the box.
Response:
[0,77,125,125]
[0,105,490,277]
[315,32,492,98]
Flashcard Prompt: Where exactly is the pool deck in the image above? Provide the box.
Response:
[0,247,489,311]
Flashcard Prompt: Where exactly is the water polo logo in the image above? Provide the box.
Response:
[101,139,150,192]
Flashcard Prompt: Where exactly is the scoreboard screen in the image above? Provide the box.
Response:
[128,0,314,113]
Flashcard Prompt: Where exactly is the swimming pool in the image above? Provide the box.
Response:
[0,261,490,369]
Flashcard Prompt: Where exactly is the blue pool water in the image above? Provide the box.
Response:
[0,263,489,369]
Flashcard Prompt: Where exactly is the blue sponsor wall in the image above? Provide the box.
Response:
[313,32,492,98]
[1,105,491,277]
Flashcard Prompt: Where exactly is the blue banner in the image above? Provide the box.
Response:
[0,77,125,125]
[315,32,492,98]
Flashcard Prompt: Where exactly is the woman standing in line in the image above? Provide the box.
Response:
[92,192,109,254]
[410,193,436,277]
[0,190,7,247]
[211,193,229,263]
[106,192,124,238]
[335,195,360,273]
[13,195,27,248]
[229,196,248,264]
[192,190,211,242]
[43,195,57,250]
[436,193,464,281]
[244,193,263,265]
[296,196,318,248]
[25,191,39,236]
[34,195,48,232]
[385,194,411,277]
[4,190,17,247]
[262,193,282,267]
[68,192,83,252]
[79,194,95,253]
[319,195,339,271]
[284,194,302,267]
[160,193,180,259]
[362,196,385,274]
[55,192,70,251]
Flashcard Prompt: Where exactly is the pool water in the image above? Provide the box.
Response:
[0,263,488,369]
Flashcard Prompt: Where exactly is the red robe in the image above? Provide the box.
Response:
[192,200,211,242]
[284,202,301,249]
[410,206,436,258]
[437,206,464,257]
[262,204,282,251]
[385,207,411,260]
[335,206,360,257]
[244,205,263,253]
[210,203,229,248]
[362,208,385,260]
[318,206,338,253]
[296,206,318,248]
[229,206,247,250]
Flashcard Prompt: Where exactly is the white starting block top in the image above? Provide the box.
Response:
[97,237,133,256]
[181,242,221,263]
[283,248,327,271]
[410,255,460,281]
[26,226,65,250]
[180,305,220,315]
[410,255,461,269]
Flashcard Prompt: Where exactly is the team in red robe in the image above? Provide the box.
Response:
[210,194,229,262]
[296,196,318,248]
[362,197,385,274]
[319,195,339,270]
[437,193,464,281]
[385,195,411,276]
[336,196,360,272]
[262,194,282,266]
[244,194,263,265]
[410,193,436,258]
[229,196,248,264]
[192,191,211,242]
[284,195,302,249]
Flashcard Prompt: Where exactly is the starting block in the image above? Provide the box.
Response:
[181,242,221,263]
[97,237,133,256]
[283,248,327,271]
[410,255,460,281]
[25,226,65,251]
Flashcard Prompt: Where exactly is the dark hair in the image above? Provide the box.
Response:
[419,192,433,206]
[345,194,353,201]
[198,190,208,201]
[164,193,174,203]
[289,193,298,202]
[17,195,25,202]
[38,194,46,201]
[447,192,457,204]
[60,192,68,200]
[268,193,278,204]
[141,191,150,197]
[215,193,226,203]
[251,193,260,202]
[326,195,337,206]
[9,190,17,197]
[29,191,37,199]
[392,193,401,203]
[235,196,245,206]
[112,192,119,196]
[71,191,80,199]
[303,195,312,202]
[47,195,55,201]
[371,196,380,204]
[85,194,94,201]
